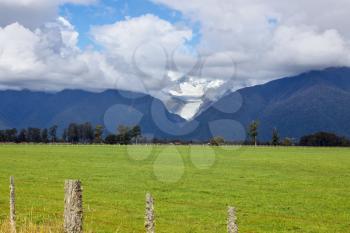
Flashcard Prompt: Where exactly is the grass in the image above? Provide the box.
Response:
[0,144,349,232]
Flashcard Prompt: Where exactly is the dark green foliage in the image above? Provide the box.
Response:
[67,123,79,143]
[210,136,225,146]
[117,125,131,145]
[130,125,142,143]
[41,128,49,143]
[282,138,293,146]
[49,125,58,142]
[27,128,41,143]
[271,128,280,146]
[82,122,94,143]
[299,132,350,147]
[94,125,104,143]
[103,125,142,145]
[0,128,17,142]
[104,134,118,144]
[66,122,95,144]
[0,123,142,144]
[17,129,27,142]
[248,121,259,146]
[62,129,68,142]
[114,125,142,145]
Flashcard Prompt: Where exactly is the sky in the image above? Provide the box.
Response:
[0,0,350,118]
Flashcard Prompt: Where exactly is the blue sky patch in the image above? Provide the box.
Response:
[59,0,194,48]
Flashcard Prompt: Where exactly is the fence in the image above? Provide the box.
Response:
[5,177,238,233]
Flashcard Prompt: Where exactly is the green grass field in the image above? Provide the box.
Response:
[0,145,349,232]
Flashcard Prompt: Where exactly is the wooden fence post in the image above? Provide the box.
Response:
[64,180,83,233]
[145,193,155,233]
[9,176,16,233]
[227,206,238,233]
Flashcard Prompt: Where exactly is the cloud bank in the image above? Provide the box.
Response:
[0,0,350,118]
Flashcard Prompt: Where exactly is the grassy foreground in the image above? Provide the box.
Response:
[0,145,349,232]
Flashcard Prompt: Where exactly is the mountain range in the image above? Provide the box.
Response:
[189,67,350,141]
[0,89,186,138]
[1,67,350,141]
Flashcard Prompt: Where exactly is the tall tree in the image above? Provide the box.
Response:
[94,125,104,143]
[130,125,141,144]
[82,122,94,143]
[2,129,17,142]
[271,128,280,146]
[248,120,259,146]
[28,128,41,143]
[0,130,4,142]
[117,125,131,145]
[62,129,68,142]
[17,129,27,143]
[41,128,49,143]
[49,125,58,143]
[68,123,79,143]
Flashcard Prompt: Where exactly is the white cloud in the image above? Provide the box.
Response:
[152,0,350,85]
[91,14,194,93]
[0,19,120,92]
[266,27,350,71]
[1,0,350,119]
[0,14,197,99]
[91,14,192,57]
[0,0,96,28]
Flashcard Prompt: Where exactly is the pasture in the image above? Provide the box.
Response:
[0,145,349,232]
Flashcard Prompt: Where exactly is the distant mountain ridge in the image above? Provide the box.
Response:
[0,89,187,138]
[189,67,350,141]
[1,67,350,141]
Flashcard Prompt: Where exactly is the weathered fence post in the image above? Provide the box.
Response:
[227,206,238,233]
[145,193,155,233]
[9,176,16,233]
[64,180,83,233]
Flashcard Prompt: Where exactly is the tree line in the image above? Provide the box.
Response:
[244,120,349,147]
[299,132,350,147]
[0,123,141,145]
[1,120,349,147]
[210,120,294,146]
[210,120,350,147]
